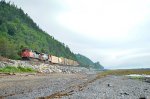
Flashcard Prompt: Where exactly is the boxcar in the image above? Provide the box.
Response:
[50,55,59,64]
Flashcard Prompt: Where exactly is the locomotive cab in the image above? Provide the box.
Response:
[21,48,34,60]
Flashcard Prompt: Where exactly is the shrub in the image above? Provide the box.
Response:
[0,66,36,73]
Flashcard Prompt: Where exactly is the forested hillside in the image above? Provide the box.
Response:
[76,54,104,70]
[0,0,76,60]
[0,1,104,70]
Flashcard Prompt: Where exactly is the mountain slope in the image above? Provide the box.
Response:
[0,1,76,60]
[76,54,104,70]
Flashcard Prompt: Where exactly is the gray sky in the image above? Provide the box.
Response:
[5,0,150,69]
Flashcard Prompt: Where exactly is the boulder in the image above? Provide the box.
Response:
[0,62,5,68]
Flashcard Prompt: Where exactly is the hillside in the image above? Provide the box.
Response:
[0,1,104,70]
[76,54,104,70]
[0,1,76,60]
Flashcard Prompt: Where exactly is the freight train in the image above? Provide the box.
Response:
[21,48,79,66]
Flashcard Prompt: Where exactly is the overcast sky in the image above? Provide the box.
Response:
[5,0,150,69]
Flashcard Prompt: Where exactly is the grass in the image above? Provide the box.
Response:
[0,66,36,73]
[128,76,143,80]
[96,69,150,79]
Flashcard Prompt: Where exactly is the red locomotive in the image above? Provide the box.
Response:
[21,48,34,60]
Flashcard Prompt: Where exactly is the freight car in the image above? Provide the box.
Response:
[21,48,79,66]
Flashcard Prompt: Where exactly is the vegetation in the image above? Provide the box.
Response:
[0,66,36,73]
[94,69,150,82]
[75,54,104,70]
[128,76,143,80]
[0,0,76,60]
[97,69,150,77]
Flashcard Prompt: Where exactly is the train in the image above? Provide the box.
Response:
[21,48,79,66]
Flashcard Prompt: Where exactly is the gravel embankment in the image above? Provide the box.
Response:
[0,59,94,74]
[0,74,150,99]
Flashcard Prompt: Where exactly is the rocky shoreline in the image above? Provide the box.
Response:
[62,75,150,99]
[0,74,149,99]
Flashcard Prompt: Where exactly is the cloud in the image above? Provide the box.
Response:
[56,0,150,41]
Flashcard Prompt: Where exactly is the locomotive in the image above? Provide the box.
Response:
[21,48,79,66]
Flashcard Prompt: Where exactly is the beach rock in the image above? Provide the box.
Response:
[0,62,5,68]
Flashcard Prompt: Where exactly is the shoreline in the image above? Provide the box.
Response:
[0,72,150,99]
